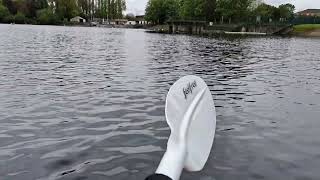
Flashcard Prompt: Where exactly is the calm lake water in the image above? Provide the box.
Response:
[0,24,319,180]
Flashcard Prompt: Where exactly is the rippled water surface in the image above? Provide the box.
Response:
[0,24,319,180]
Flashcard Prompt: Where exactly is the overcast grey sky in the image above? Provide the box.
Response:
[126,0,320,15]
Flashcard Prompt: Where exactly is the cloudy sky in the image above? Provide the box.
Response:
[126,0,320,15]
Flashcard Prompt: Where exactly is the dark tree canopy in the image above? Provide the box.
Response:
[2,0,16,14]
[0,0,127,24]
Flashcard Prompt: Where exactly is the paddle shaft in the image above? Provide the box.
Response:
[145,174,172,180]
[152,89,206,180]
[155,144,186,180]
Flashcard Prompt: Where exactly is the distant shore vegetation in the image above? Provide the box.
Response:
[0,0,126,25]
[145,0,296,24]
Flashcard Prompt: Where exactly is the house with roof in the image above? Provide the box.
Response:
[297,9,320,17]
[70,16,86,23]
[113,19,128,25]
[135,15,148,25]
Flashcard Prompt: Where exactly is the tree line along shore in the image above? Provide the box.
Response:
[0,0,126,25]
[144,0,319,36]
[0,0,301,26]
[145,0,296,25]
[0,0,319,37]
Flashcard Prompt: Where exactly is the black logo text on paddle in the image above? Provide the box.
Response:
[183,80,197,99]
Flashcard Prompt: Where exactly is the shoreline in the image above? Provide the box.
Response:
[2,23,320,37]
[0,22,149,29]
[292,24,320,37]
[292,29,320,37]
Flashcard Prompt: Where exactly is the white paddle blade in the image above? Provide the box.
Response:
[166,75,216,171]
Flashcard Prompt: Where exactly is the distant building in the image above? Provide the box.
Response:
[70,16,86,23]
[135,15,148,25]
[126,21,136,25]
[297,9,320,17]
[113,19,128,25]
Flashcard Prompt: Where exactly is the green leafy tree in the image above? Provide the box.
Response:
[216,0,253,23]
[145,0,179,24]
[55,0,79,20]
[14,11,26,23]
[236,0,253,22]
[216,0,234,23]
[165,0,179,20]
[179,0,207,20]
[203,0,216,21]
[1,0,48,19]
[3,14,13,22]
[77,0,89,17]
[97,0,108,19]
[2,0,17,14]
[145,0,162,23]
[110,0,115,19]
[0,2,10,21]
[254,3,276,22]
[37,7,59,24]
[107,0,111,19]
[279,3,295,21]
[12,0,29,16]
[26,0,48,18]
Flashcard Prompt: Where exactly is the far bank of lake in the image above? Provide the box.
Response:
[149,23,320,37]
[3,22,320,37]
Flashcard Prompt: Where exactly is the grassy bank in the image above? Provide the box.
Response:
[293,24,320,33]
[292,24,320,37]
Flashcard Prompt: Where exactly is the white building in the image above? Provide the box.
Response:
[135,15,148,25]
[70,16,86,23]
[126,21,136,25]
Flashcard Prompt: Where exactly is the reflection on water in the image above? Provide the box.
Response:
[0,24,319,180]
